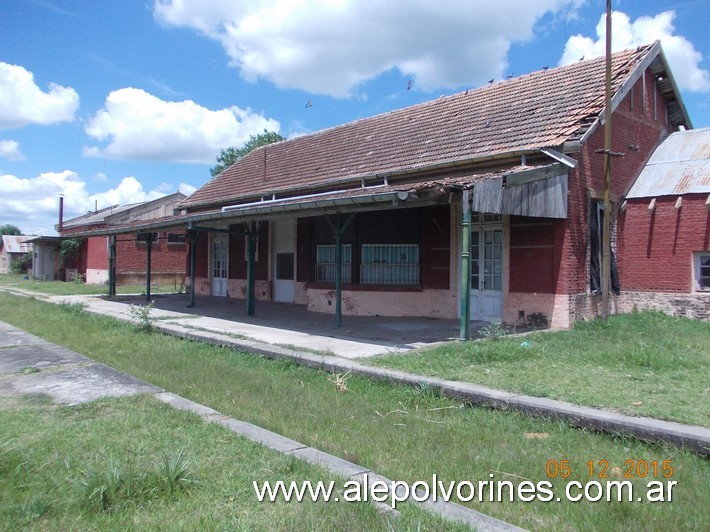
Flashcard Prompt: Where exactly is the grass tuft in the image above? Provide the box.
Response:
[158,448,194,494]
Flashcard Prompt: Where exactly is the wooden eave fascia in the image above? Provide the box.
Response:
[182,149,543,213]
[578,41,692,148]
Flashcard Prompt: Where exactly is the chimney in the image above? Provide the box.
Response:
[58,195,64,234]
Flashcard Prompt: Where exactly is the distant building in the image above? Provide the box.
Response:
[0,235,33,274]
[59,192,187,286]
[26,236,62,280]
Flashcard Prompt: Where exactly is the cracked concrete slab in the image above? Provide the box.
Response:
[0,323,161,406]
[12,363,160,406]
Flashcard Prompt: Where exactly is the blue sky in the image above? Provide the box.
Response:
[1,0,708,235]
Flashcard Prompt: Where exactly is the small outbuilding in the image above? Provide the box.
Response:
[618,127,710,319]
[0,235,33,274]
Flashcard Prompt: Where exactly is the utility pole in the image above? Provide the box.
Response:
[601,0,612,321]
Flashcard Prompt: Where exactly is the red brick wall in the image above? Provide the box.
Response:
[564,68,674,295]
[115,232,187,274]
[618,195,710,292]
[191,231,208,278]
[509,219,558,293]
[229,223,269,280]
[85,236,109,270]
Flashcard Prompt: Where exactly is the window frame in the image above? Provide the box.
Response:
[166,232,186,245]
[315,244,352,283]
[693,252,710,292]
[360,243,420,286]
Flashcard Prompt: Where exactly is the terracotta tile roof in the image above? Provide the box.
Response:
[183,44,658,211]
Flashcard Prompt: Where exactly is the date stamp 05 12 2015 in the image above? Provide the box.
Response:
[546,459,675,480]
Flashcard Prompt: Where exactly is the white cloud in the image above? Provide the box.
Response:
[153,0,581,97]
[178,182,197,196]
[560,10,710,92]
[83,87,280,163]
[0,170,180,235]
[0,62,79,129]
[0,140,24,161]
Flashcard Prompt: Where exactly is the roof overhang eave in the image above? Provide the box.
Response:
[579,41,692,147]
[64,191,419,238]
[180,149,542,213]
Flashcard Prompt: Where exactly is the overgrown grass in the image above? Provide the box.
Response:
[0,293,708,530]
[371,311,710,427]
[0,273,181,296]
[0,395,453,529]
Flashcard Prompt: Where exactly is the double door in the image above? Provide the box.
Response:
[469,227,503,321]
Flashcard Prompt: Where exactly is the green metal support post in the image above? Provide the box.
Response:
[246,221,257,316]
[459,190,472,340]
[144,232,155,303]
[108,235,116,296]
[335,213,343,328]
[187,226,197,308]
[325,213,355,328]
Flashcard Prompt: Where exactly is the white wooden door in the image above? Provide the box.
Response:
[272,219,295,303]
[470,227,503,321]
[211,235,228,297]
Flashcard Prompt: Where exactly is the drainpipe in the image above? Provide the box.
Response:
[459,190,471,340]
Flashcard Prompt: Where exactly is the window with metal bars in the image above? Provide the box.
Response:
[360,244,419,285]
[315,244,351,283]
[167,233,186,244]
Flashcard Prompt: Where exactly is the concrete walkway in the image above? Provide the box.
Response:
[41,291,467,358]
[2,287,709,455]
[0,320,519,531]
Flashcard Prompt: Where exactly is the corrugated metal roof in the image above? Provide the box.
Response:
[627,128,710,198]
[62,204,138,229]
[1,235,33,253]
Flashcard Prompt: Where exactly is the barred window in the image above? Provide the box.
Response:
[315,244,351,283]
[167,233,186,244]
[136,232,158,244]
[360,244,419,285]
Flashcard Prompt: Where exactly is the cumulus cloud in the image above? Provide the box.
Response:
[560,10,710,92]
[83,87,280,163]
[0,170,180,235]
[0,62,79,129]
[153,0,581,97]
[0,140,24,161]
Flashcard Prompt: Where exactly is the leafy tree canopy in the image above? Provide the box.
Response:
[210,129,285,177]
[59,238,83,259]
[0,224,22,235]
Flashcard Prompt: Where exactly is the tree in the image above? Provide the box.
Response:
[59,238,83,266]
[210,129,285,177]
[0,224,22,235]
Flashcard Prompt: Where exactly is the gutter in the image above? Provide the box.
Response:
[64,191,409,238]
